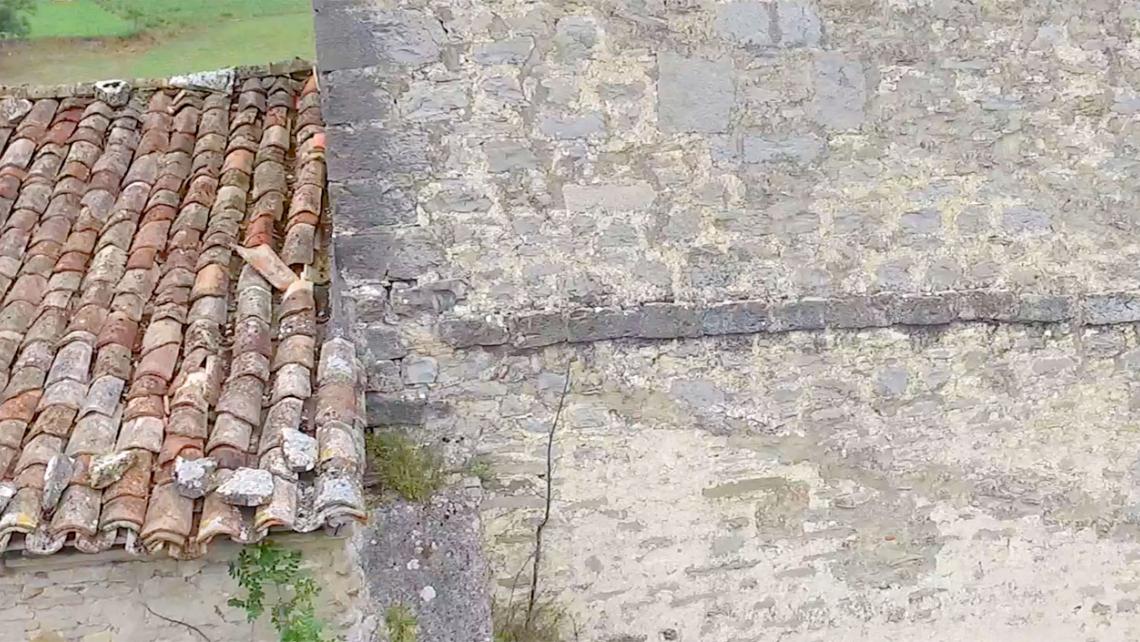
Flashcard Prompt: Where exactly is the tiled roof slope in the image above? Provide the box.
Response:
[0,71,366,559]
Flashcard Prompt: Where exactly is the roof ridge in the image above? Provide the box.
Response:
[0,58,315,100]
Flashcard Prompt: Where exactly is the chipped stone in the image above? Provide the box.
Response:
[216,467,274,506]
[0,97,32,126]
[0,482,14,513]
[42,454,75,511]
[93,80,131,107]
[174,456,217,499]
[87,451,136,490]
[282,428,318,472]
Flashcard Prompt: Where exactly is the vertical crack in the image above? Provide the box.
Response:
[526,359,572,626]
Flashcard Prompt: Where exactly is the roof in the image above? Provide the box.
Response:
[0,67,366,559]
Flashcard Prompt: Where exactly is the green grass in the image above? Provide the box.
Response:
[99,0,312,29]
[364,432,444,503]
[493,599,568,642]
[385,605,418,642]
[0,11,313,85]
[127,13,313,77]
[26,0,137,39]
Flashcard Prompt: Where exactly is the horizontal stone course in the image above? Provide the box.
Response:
[434,290,1140,349]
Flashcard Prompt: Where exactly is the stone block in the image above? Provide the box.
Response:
[366,391,428,426]
[875,366,909,397]
[810,53,866,130]
[888,294,957,325]
[899,209,942,236]
[437,317,509,348]
[777,0,822,47]
[658,52,734,133]
[957,291,1018,322]
[313,3,383,71]
[701,300,769,335]
[483,140,538,173]
[539,112,606,139]
[366,359,403,392]
[770,298,828,332]
[330,178,418,231]
[567,308,638,342]
[400,80,469,122]
[822,296,891,329]
[358,324,408,360]
[321,67,391,125]
[389,280,466,316]
[553,16,598,62]
[335,229,444,283]
[402,355,439,384]
[1082,293,1140,325]
[473,37,535,65]
[635,303,703,339]
[742,135,825,164]
[1001,207,1052,235]
[511,312,568,349]
[563,182,657,211]
[326,123,431,182]
[715,1,774,46]
[423,184,492,214]
[379,10,445,66]
[1016,294,1072,323]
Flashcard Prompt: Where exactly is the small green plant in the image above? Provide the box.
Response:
[466,457,494,485]
[385,604,418,642]
[493,599,567,642]
[365,432,443,502]
[228,540,328,642]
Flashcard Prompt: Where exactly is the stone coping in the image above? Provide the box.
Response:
[0,58,314,99]
[435,290,1140,349]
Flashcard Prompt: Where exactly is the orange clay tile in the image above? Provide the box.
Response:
[0,71,363,559]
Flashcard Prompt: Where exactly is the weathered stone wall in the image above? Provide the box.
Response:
[313,0,1140,638]
[318,0,1140,316]
[1,535,367,642]
[348,319,1140,640]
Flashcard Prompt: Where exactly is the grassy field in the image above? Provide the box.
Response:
[25,0,135,39]
[0,0,314,85]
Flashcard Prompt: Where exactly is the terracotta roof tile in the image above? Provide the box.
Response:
[0,72,361,559]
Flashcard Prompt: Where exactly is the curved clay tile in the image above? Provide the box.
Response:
[0,71,360,557]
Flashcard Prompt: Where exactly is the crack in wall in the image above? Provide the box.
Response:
[526,360,572,626]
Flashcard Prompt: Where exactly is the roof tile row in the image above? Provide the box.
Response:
[0,72,364,559]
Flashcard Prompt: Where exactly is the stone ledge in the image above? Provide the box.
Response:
[434,291,1140,349]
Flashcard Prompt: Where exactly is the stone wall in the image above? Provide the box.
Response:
[467,324,1140,640]
[313,0,1140,638]
[317,0,1140,317]
[1,535,367,642]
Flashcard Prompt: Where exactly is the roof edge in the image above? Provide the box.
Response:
[0,57,315,99]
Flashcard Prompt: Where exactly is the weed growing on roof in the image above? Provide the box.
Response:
[228,540,328,642]
[493,598,569,642]
[364,431,443,503]
[385,604,418,642]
